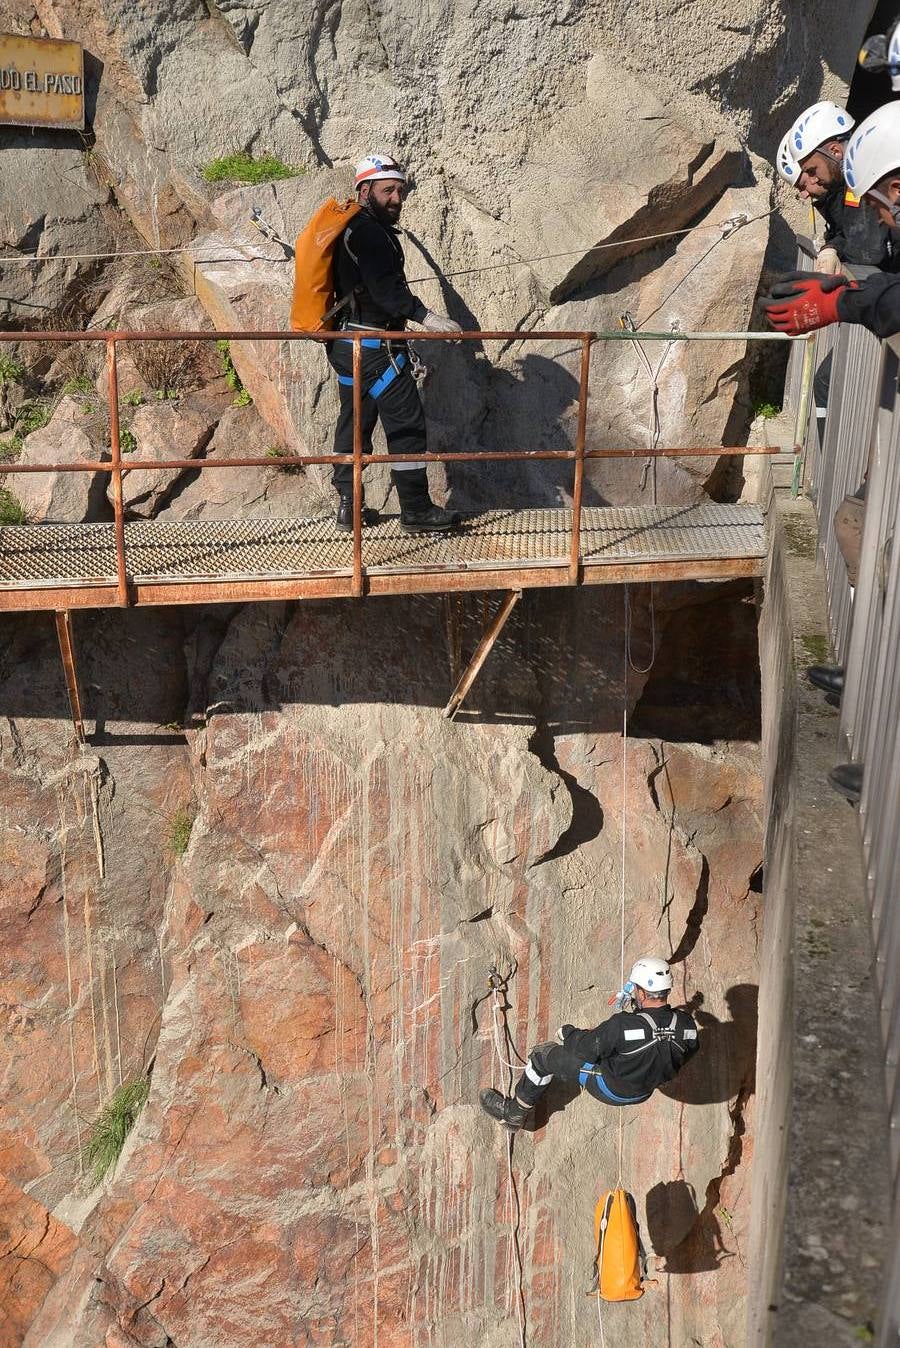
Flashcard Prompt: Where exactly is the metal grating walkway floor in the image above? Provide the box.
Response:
[0,503,767,611]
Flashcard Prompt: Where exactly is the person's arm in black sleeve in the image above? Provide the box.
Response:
[355,224,427,323]
[838,272,900,337]
[682,1017,701,1061]
[560,1015,620,1061]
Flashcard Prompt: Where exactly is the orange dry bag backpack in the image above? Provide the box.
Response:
[593,1189,647,1302]
[290,197,361,332]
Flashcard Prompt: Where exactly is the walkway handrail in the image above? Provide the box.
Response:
[788,274,900,1348]
[0,326,792,604]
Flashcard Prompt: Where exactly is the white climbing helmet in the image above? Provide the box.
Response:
[844,102,900,200]
[354,152,407,190]
[787,101,855,162]
[628,957,673,994]
[858,19,900,93]
[776,132,802,186]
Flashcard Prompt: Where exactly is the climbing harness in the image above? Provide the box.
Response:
[333,349,408,399]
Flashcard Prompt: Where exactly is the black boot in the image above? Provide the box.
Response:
[400,504,462,534]
[828,761,863,803]
[479,1088,531,1132]
[807,664,844,695]
[335,494,380,532]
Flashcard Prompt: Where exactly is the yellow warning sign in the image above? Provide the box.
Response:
[0,33,84,130]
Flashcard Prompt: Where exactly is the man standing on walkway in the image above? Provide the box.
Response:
[328,152,463,534]
[480,957,699,1131]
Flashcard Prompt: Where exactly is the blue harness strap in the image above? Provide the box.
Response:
[336,352,407,400]
[579,1061,650,1104]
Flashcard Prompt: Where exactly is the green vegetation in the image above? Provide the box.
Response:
[853,1325,875,1343]
[266,444,301,475]
[169,806,195,858]
[781,514,817,560]
[0,488,27,525]
[84,1078,150,1185]
[753,399,782,420]
[201,151,303,185]
[62,375,94,397]
[217,340,253,408]
[124,390,146,407]
[0,354,24,386]
[799,633,830,666]
[217,339,240,391]
[120,429,137,454]
[16,400,50,436]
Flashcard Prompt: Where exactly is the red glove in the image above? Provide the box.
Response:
[761,271,856,336]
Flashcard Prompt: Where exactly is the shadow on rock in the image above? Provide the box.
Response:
[645,1178,732,1273]
[532,1075,582,1129]
[661,984,758,1106]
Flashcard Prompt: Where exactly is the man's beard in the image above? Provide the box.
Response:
[366,196,402,226]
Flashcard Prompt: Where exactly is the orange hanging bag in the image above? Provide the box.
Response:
[593,1189,647,1302]
[289,197,361,332]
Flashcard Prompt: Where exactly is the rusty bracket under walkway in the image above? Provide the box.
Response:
[442,590,522,720]
[54,610,86,743]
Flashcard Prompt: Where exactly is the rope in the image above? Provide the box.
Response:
[617,670,628,1192]
[488,974,527,1348]
[624,582,657,676]
[407,207,774,284]
[0,206,773,273]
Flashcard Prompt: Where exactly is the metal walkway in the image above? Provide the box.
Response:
[0,502,766,611]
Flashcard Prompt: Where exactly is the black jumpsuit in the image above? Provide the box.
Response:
[328,208,431,513]
[514,1005,700,1109]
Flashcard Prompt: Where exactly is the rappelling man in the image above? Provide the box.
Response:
[480,957,699,1131]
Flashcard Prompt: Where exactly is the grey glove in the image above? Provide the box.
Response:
[420,309,463,335]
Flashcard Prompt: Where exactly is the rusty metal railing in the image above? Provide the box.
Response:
[0,326,794,602]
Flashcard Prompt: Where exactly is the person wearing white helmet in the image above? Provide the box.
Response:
[764,102,900,340]
[775,102,889,274]
[327,152,463,534]
[480,956,699,1131]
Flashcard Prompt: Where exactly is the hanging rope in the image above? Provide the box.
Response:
[617,665,628,1194]
[488,970,527,1348]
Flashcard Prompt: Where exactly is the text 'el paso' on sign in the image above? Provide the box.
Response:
[0,32,84,130]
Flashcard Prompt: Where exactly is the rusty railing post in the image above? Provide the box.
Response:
[351,335,364,599]
[106,338,129,605]
[54,610,86,743]
[442,590,522,720]
[568,335,592,584]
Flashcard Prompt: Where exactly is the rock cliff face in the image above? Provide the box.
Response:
[3,587,763,1348]
[0,1,871,1344]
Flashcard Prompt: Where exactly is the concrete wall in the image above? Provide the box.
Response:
[748,461,892,1345]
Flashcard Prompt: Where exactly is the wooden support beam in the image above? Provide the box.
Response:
[54,610,86,743]
[442,589,522,721]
